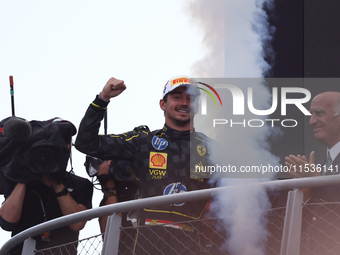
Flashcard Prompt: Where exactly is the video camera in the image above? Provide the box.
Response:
[0,117,76,186]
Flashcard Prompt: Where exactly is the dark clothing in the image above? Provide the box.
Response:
[301,202,340,255]
[75,95,216,254]
[311,154,340,202]
[1,172,93,255]
[301,154,340,255]
[132,225,203,255]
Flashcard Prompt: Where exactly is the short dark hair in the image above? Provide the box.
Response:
[163,94,168,103]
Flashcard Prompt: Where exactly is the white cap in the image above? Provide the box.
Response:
[162,75,201,99]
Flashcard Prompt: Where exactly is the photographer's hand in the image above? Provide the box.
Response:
[46,177,88,232]
[98,160,116,188]
[100,77,126,101]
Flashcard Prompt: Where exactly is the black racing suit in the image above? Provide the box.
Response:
[75,96,216,255]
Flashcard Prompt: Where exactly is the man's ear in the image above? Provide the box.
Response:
[160,99,166,111]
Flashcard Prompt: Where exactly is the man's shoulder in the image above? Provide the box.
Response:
[194,132,224,155]
[132,125,165,136]
[194,132,215,144]
[132,125,151,133]
[112,125,151,140]
[64,172,93,208]
[64,172,92,189]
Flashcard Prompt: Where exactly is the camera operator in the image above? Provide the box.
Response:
[97,160,120,233]
[85,156,138,253]
[0,119,93,255]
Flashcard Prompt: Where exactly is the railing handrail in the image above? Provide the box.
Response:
[1,175,340,255]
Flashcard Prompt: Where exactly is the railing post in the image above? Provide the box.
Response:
[21,237,36,255]
[101,214,121,255]
[280,188,304,255]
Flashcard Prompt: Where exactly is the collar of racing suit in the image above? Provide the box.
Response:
[162,123,195,140]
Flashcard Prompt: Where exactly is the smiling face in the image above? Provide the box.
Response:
[309,92,340,148]
[160,86,198,131]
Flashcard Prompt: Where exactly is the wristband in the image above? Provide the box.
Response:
[103,187,116,192]
[104,188,117,198]
[55,187,69,197]
[98,174,111,186]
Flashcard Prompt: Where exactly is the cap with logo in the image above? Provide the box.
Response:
[162,75,201,99]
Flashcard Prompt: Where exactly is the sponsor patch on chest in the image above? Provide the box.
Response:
[149,152,167,169]
[151,136,168,150]
[163,182,187,206]
[149,169,167,179]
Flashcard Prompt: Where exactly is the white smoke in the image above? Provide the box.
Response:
[186,0,279,254]
[187,0,275,78]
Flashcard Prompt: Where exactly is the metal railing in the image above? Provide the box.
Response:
[1,175,340,255]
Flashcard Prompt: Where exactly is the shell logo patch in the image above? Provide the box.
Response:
[149,152,167,169]
[197,145,207,156]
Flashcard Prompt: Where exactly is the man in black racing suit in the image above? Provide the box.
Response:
[75,75,217,255]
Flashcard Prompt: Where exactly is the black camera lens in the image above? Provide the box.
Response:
[31,146,59,173]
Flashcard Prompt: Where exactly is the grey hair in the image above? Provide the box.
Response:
[334,96,340,116]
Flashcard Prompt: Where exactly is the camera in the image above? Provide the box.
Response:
[30,143,62,174]
[85,155,138,202]
[0,117,76,185]
[85,155,135,182]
